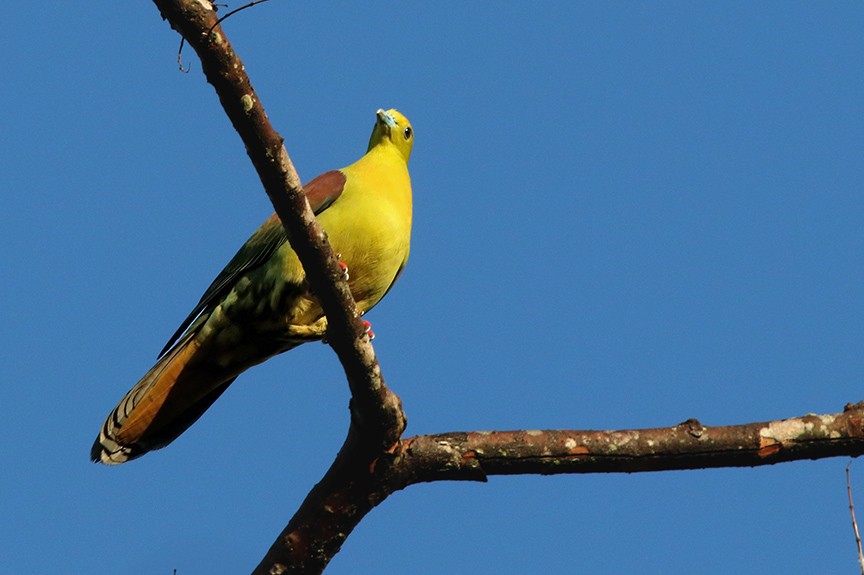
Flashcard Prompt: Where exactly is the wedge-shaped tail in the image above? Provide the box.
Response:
[91,337,235,464]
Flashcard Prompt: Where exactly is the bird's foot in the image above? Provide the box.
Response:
[285,316,329,341]
[319,319,374,343]
[334,253,349,281]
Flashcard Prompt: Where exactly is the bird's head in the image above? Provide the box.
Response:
[368,108,413,163]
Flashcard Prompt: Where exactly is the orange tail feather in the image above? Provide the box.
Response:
[91,337,234,465]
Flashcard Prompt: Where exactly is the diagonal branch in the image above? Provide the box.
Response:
[149,1,405,437]
[149,2,406,572]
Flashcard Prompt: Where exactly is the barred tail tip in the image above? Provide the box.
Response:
[90,427,135,465]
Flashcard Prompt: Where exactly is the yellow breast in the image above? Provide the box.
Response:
[320,144,413,312]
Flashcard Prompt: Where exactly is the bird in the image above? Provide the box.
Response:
[91,108,414,465]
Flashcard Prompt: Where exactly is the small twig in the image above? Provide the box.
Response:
[207,0,270,35]
[176,37,190,73]
[847,461,864,574]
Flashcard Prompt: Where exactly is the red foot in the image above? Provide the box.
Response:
[333,253,349,280]
[362,319,375,341]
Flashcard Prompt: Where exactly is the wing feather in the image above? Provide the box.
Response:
[158,170,347,357]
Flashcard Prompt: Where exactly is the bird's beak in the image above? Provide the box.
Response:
[376,108,398,129]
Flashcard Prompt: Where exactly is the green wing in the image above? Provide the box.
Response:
[158,170,347,357]
[158,214,287,357]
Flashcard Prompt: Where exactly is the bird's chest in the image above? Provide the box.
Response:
[325,198,410,310]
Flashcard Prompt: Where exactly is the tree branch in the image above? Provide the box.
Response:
[144,4,864,575]
[390,403,864,482]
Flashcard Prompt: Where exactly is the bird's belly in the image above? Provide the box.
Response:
[336,231,407,312]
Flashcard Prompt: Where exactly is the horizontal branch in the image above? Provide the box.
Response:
[385,402,864,485]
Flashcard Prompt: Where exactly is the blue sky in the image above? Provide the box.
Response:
[3,2,864,573]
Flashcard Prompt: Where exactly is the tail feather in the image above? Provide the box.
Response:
[91,337,235,465]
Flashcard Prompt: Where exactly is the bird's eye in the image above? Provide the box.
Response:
[403,126,412,140]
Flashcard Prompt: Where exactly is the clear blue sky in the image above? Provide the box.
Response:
[3,3,864,573]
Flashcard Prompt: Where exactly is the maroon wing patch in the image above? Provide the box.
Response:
[304,170,347,214]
